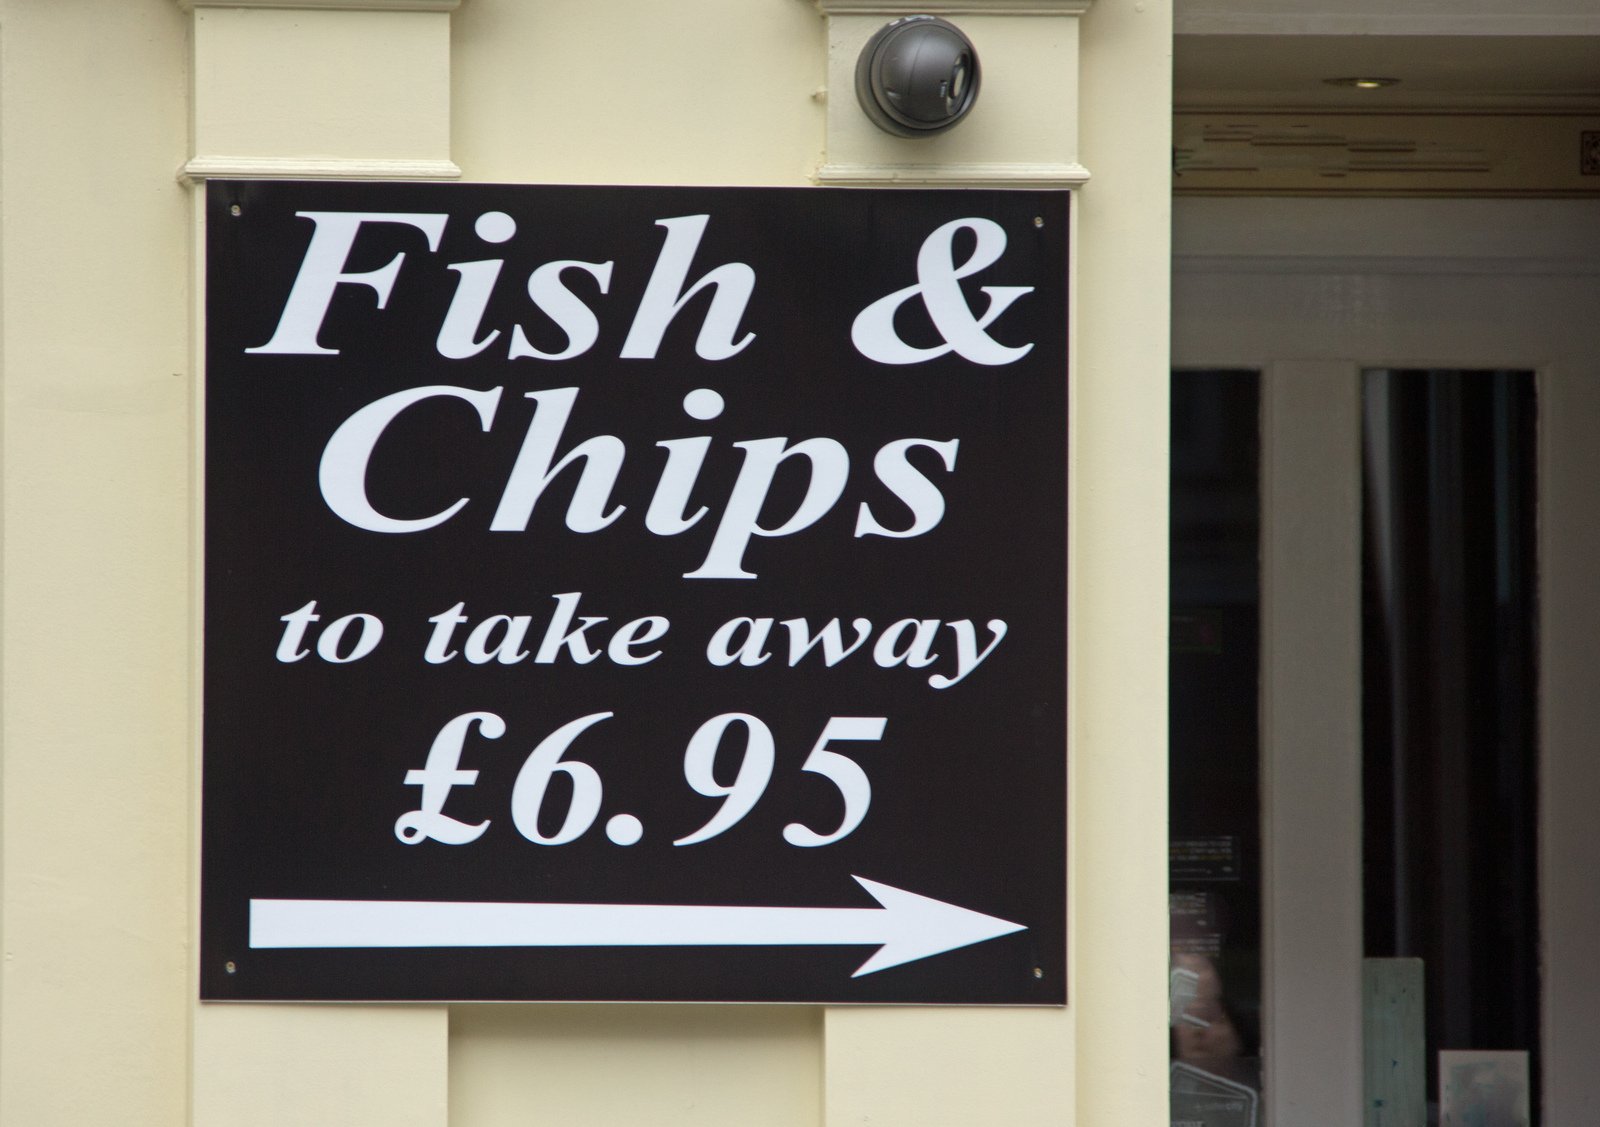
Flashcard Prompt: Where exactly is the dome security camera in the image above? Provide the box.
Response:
[854,16,981,139]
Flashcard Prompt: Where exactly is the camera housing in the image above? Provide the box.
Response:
[854,16,981,139]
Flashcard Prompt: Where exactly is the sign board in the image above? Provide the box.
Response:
[201,180,1068,1004]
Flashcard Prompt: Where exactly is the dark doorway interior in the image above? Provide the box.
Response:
[1362,369,1541,1123]
[1170,368,1541,1125]
[1170,370,1263,1103]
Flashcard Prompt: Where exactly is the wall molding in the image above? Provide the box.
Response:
[817,0,1091,13]
[816,160,1090,185]
[1175,12,1600,36]
[179,156,462,184]
[179,0,460,11]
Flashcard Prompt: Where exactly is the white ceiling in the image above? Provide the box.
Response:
[1175,34,1600,110]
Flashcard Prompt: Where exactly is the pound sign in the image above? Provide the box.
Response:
[394,711,503,845]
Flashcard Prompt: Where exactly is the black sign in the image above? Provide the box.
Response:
[201,180,1068,1004]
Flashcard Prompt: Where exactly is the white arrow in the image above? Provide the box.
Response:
[250,876,1026,977]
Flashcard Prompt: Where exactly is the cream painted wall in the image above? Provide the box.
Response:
[0,2,193,1125]
[452,0,827,186]
[0,1,1171,1124]
[451,1006,823,1127]
[1070,0,1172,1120]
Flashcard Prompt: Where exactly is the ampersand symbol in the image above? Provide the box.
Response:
[851,217,1035,366]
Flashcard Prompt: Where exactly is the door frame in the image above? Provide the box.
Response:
[1173,196,1600,1125]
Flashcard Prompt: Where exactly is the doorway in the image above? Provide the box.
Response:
[1169,197,1600,1125]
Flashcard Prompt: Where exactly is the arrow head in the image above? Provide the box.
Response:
[849,876,1027,977]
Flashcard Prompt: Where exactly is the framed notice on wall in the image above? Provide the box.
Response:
[200,180,1068,1004]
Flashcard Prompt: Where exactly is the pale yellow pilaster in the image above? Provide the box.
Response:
[1072,2,1172,1120]
[0,3,192,1125]
[180,2,457,1123]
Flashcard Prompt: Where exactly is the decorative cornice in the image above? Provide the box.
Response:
[179,156,463,185]
[816,160,1090,186]
[1175,254,1600,277]
[1174,12,1600,36]
[178,0,459,12]
[816,0,1091,14]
